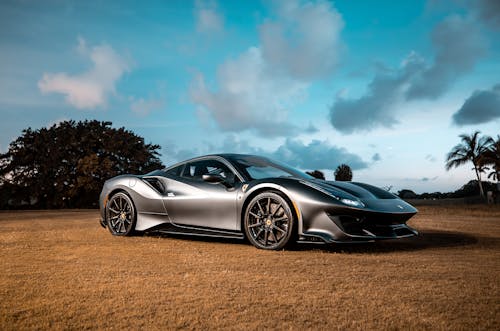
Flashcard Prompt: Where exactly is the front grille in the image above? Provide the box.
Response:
[328,213,413,238]
[328,215,366,235]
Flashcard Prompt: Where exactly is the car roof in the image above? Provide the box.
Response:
[165,153,265,168]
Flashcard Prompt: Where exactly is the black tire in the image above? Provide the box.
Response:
[106,192,136,236]
[244,191,296,250]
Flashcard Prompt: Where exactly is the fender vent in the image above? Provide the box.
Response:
[143,178,166,194]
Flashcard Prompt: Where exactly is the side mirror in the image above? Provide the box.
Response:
[202,174,224,184]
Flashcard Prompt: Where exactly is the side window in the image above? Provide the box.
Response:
[165,164,184,177]
[181,159,239,185]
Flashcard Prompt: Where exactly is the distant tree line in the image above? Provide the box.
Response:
[398,180,498,200]
[0,120,163,209]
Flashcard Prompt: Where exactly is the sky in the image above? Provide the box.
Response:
[1,0,499,194]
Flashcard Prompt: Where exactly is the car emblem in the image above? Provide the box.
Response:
[397,205,404,210]
[242,184,249,192]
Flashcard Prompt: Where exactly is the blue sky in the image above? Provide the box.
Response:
[1,0,499,193]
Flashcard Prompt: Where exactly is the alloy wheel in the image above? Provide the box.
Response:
[245,192,294,250]
[106,192,135,236]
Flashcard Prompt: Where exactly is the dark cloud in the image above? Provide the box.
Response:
[329,14,487,134]
[273,139,368,170]
[452,84,500,125]
[406,15,487,100]
[421,176,438,182]
[475,0,500,29]
[372,153,381,162]
[329,52,424,133]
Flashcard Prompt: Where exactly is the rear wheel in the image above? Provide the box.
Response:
[244,192,295,250]
[106,192,136,236]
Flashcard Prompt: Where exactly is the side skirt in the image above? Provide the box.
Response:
[146,222,245,240]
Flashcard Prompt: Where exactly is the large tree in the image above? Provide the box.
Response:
[334,164,352,181]
[445,131,491,197]
[0,120,163,209]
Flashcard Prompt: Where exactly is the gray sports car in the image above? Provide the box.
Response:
[99,154,418,250]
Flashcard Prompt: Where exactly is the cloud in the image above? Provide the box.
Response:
[190,0,344,137]
[195,0,224,33]
[405,15,487,100]
[272,138,368,170]
[130,97,165,116]
[421,176,438,182]
[165,135,368,172]
[372,153,381,162]
[260,0,344,80]
[474,0,500,29]
[219,134,265,155]
[38,38,129,109]
[304,123,319,134]
[329,14,487,133]
[164,134,265,165]
[329,52,425,133]
[452,84,500,125]
[163,141,201,164]
[190,47,307,137]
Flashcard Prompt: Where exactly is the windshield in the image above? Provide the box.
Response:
[229,155,313,181]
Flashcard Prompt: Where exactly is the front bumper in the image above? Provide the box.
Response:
[299,208,418,244]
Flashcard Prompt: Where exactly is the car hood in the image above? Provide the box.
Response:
[311,180,396,199]
[298,178,417,214]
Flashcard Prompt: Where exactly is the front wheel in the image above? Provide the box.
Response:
[106,192,136,236]
[244,192,296,250]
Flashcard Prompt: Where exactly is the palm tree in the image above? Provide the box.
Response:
[334,164,352,181]
[480,135,500,182]
[445,131,491,197]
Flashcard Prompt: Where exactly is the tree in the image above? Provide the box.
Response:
[306,170,325,180]
[334,164,352,181]
[398,189,417,199]
[445,131,491,197]
[479,135,500,182]
[450,180,496,198]
[0,120,163,209]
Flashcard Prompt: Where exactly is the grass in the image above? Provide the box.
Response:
[0,206,499,330]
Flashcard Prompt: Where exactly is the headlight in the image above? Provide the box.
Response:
[340,198,365,208]
[300,180,365,208]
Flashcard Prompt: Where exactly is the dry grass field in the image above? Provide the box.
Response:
[0,205,499,330]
